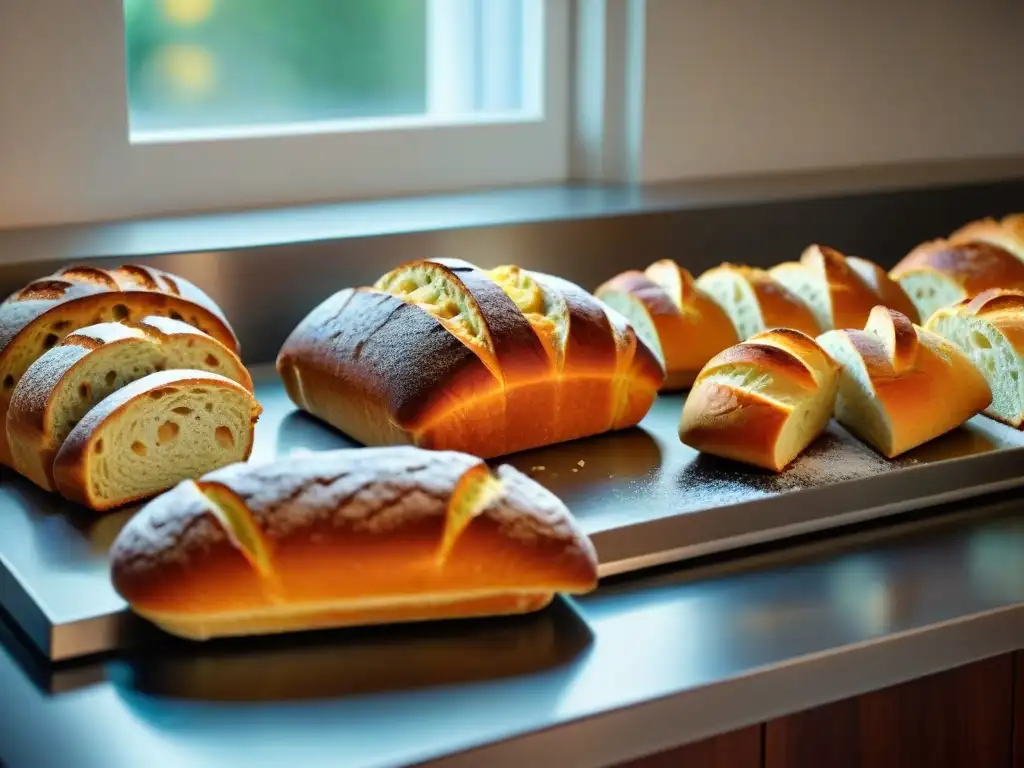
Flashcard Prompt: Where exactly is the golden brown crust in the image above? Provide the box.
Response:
[278,261,663,458]
[0,265,238,467]
[865,306,919,373]
[52,370,262,511]
[595,262,739,391]
[889,239,1024,297]
[845,256,921,324]
[703,264,821,337]
[109,447,599,640]
[679,328,839,471]
[817,322,991,457]
[949,217,1024,261]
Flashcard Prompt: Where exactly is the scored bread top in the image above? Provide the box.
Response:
[109,446,599,616]
[278,259,663,456]
[277,287,500,430]
[694,327,838,402]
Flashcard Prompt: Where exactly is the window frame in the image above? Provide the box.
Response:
[0,0,569,229]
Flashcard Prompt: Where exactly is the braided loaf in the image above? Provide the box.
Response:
[277,258,664,457]
[0,265,238,466]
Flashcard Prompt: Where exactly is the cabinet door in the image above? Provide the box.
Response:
[765,654,1014,768]
[617,725,761,768]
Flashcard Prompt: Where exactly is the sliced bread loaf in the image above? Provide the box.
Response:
[7,317,252,491]
[52,370,262,512]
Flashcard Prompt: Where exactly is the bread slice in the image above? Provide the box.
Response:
[816,307,992,458]
[695,264,821,341]
[770,244,919,330]
[52,370,262,512]
[595,260,739,389]
[889,239,1024,322]
[108,446,599,640]
[7,317,252,491]
[0,264,237,468]
[926,289,1024,428]
[679,328,839,471]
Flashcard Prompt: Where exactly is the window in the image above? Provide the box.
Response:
[0,0,568,228]
[124,0,535,141]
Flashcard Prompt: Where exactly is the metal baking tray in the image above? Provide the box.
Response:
[2,364,1023,660]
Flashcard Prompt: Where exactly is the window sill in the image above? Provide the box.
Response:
[1,155,1023,266]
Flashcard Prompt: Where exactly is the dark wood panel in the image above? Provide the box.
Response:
[765,654,1014,768]
[1015,652,1023,768]
[617,725,762,768]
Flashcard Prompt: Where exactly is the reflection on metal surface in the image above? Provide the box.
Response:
[967,520,1024,604]
[2,366,1024,660]
[109,598,591,703]
[0,501,1021,768]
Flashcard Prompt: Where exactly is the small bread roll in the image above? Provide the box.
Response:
[926,289,1024,428]
[679,328,839,472]
[817,307,992,458]
[596,259,739,389]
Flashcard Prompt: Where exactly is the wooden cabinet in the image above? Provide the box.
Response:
[615,654,1021,768]
[1015,652,1023,768]
[619,726,761,768]
[763,654,1014,768]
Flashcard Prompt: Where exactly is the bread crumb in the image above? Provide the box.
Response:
[531,465,546,472]
[577,460,585,467]
[571,468,578,473]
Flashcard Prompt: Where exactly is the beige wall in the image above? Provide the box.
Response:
[640,0,1024,182]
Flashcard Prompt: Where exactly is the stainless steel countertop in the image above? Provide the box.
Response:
[1,494,1021,768]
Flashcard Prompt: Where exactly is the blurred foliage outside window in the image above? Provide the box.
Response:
[124,0,429,133]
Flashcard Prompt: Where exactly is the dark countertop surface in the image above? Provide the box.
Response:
[1,492,1022,768]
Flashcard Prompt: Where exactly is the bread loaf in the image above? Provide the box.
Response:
[770,244,919,330]
[595,259,739,389]
[679,328,839,471]
[52,370,261,512]
[816,307,991,458]
[7,316,252,492]
[0,265,237,467]
[889,238,1024,323]
[925,289,1024,428]
[949,215,1024,262]
[694,264,821,341]
[277,258,664,458]
[108,446,599,640]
